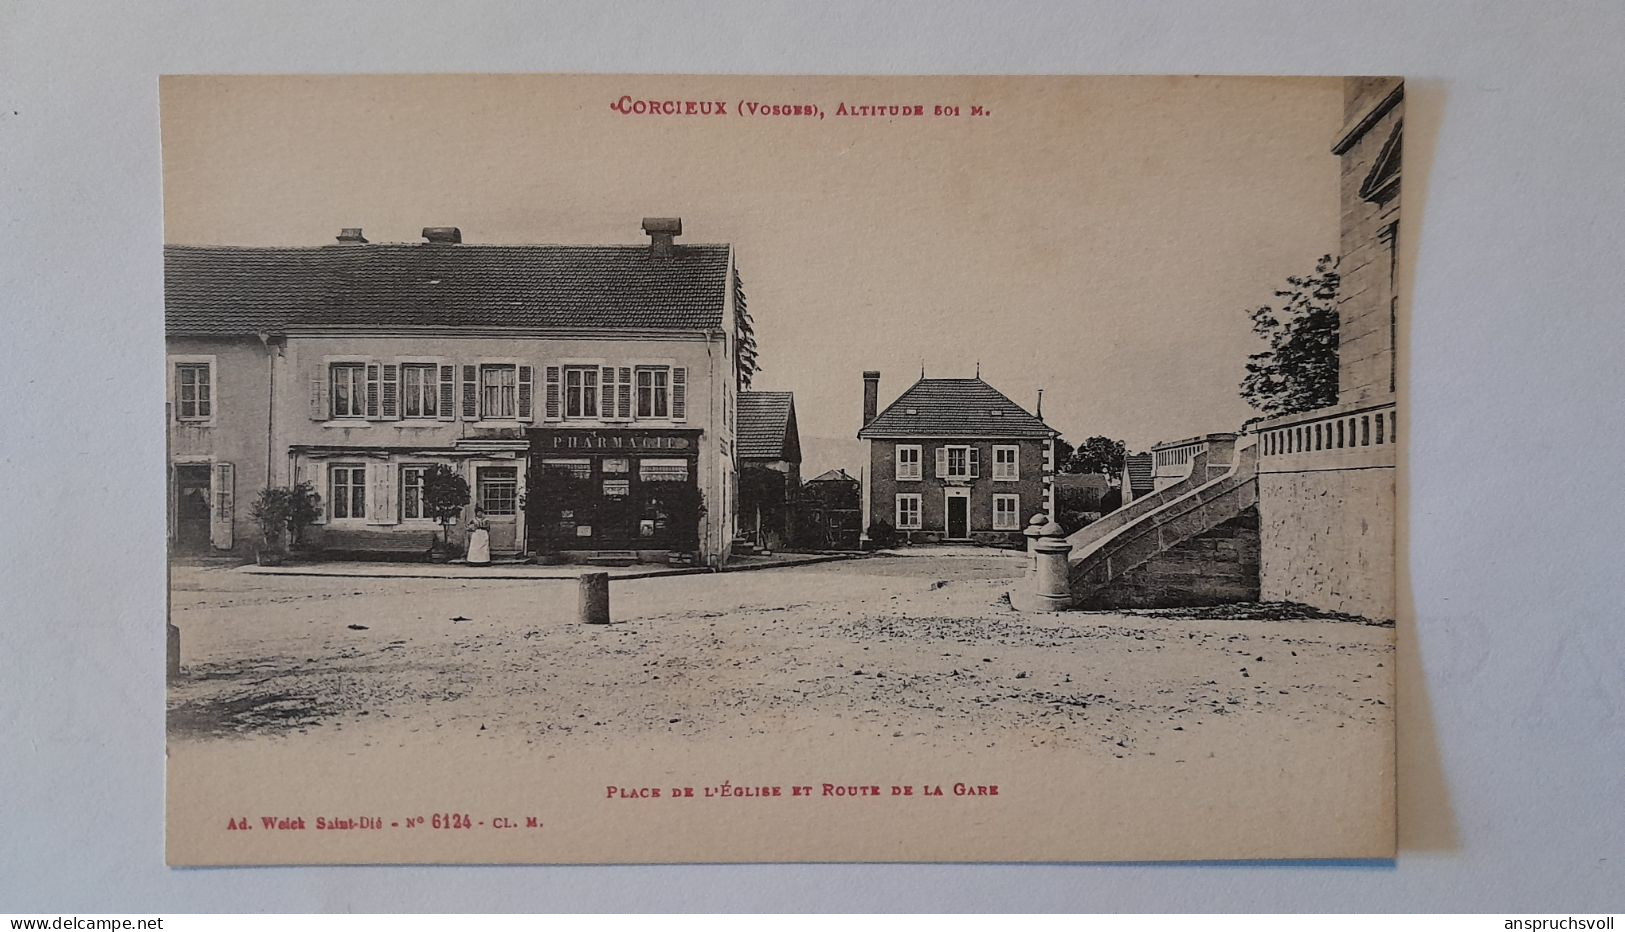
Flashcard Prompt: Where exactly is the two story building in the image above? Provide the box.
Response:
[165,219,756,567]
[856,371,1056,545]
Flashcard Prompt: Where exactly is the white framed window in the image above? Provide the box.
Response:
[401,364,438,418]
[329,464,366,520]
[895,493,922,530]
[636,366,671,419]
[993,445,1020,481]
[174,362,213,421]
[896,445,922,480]
[993,494,1020,530]
[564,366,599,419]
[477,467,519,515]
[330,364,367,419]
[399,464,429,520]
[481,364,518,420]
[941,445,976,479]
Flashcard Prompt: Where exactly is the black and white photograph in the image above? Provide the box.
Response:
[159,74,1400,864]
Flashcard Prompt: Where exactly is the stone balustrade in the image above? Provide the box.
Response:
[1252,394,1397,472]
[1150,432,1237,490]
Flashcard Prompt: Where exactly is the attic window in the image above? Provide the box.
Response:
[989,410,1003,417]
[905,407,918,415]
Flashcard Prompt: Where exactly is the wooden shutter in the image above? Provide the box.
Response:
[365,363,381,419]
[969,447,980,478]
[380,364,399,419]
[671,366,687,421]
[367,461,396,525]
[437,364,456,421]
[209,462,235,550]
[309,378,328,421]
[517,365,534,421]
[935,447,948,478]
[543,366,562,421]
[600,367,615,419]
[461,365,478,420]
[617,367,633,420]
[307,461,327,524]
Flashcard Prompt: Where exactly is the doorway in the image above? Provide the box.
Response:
[475,465,521,554]
[173,464,213,552]
[945,488,970,540]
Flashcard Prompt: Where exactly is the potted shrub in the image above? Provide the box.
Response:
[421,464,471,563]
[865,518,898,550]
[248,487,291,565]
[285,480,321,553]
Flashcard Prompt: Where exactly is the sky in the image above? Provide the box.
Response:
[162,74,1342,476]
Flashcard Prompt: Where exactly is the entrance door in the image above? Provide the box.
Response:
[475,466,521,554]
[945,489,970,540]
[173,465,212,552]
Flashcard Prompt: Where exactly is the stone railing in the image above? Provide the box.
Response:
[1151,432,1237,490]
[1252,394,1397,472]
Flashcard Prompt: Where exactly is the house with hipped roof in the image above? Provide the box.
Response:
[165,218,756,567]
[856,371,1056,545]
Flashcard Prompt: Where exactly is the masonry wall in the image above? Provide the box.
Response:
[1336,77,1402,405]
[1258,465,1395,620]
[867,437,1047,545]
[1085,508,1260,609]
[166,336,272,556]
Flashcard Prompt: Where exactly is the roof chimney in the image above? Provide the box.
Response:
[641,217,682,258]
[862,370,880,428]
[422,227,462,245]
[336,227,368,244]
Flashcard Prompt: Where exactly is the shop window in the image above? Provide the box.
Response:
[478,467,519,515]
[565,366,599,419]
[896,445,922,481]
[603,458,630,474]
[540,458,591,480]
[330,364,366,419]
[639,458,690,482]
[401,365,438,418]
[603,479,631,498]
[175,362,212,421]
[994,494,1020,530]
[481,364,517,420]
[895,494,922,530]
[329,464,366,519]
[636,367,671,419]
[993,445,1019,481]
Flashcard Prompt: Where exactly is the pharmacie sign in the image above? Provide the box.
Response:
[530,428,700,453]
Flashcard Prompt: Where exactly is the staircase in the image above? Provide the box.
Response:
[1067,441,1261,609]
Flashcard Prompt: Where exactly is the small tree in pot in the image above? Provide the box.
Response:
[422,465,471,562]
[248,487,291,565]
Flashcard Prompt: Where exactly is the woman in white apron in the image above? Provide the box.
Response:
[465,506,492,566]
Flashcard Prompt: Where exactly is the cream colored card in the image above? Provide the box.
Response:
[163,74,1399,865]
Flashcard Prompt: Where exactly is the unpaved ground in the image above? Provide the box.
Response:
[167,549,1393,761]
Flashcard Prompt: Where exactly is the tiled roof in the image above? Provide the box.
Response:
[165,242,732,335]
[737,391,799,460]
[807,468,857,483]
[1125,453,1155,489]
[858,377,1052,439]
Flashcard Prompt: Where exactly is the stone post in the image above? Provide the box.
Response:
[579,572,610,625]
[167,622,181,683]
[1023,514,1046,579]
[1011,520,1074,612]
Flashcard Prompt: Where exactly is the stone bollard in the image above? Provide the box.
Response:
[1023,514,1046,579]
[167,622,182,683]
[1010,520,1074,612]
[578,572,611,625]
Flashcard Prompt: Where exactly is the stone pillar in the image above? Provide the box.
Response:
[167,622,181,683]
[579,572,610,625]
[1023,514,1046,578]
[1011,520,1074,612]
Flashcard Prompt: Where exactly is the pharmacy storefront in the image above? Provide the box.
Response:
[525,427,704,554]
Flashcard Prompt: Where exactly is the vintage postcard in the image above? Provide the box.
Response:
[163,74,1401,864]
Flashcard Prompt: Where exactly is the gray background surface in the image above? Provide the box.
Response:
[2,0,1623,912]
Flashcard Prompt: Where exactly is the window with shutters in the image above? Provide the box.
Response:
[895,494,922,530]
[481,364,517,419]
[993,494,1020,530]
[401,365,438,418]
[175,363,212,421]
[564,366,599,419]
[993,445,1020,481]
[330,364,366,419]
[943,445,972,479]
[896,445,922,481]
[400,465,429,520]
[329,464,366,520]
[636,366,670,418]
